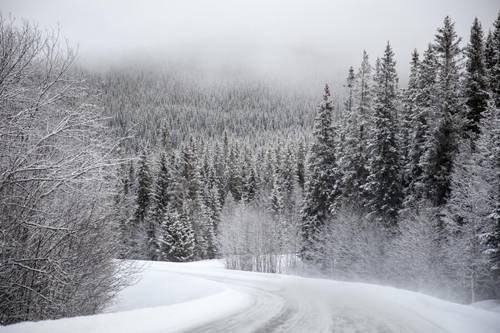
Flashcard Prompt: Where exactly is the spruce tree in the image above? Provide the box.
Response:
[213,143,227,206]
[161,204,195,262]
[180,139,203,202]
[434,16,463,118]
[401,49,420,190]
[149,153,171,260]
[281,145,297,209]
[168,152,184,211]
[206,186,222,258]
[270,168,285,217]
[421,16,463,207]
[489,11,500,107]
[464,18,489,136]
[365,42,402,225]
[405,44,438,207]
[241,151,257,203]
[296,141,306,190]
[345,66,355,113]
[134,152,152,225]
[484,30,495,77]
[114,162,136,258]
[301,84,342,261]
[354,50,373,118]
[227,146,243,201]
[339,52,374,209]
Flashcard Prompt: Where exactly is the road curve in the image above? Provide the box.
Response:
[2,261,499,333]
[164,263,500,333]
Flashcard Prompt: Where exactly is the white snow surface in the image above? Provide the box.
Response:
[2,259,500,333]
[472,300,500,314]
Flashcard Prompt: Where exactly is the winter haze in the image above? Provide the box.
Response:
[2,0,498,86]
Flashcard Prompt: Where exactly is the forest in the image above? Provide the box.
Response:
[0,10,499,325]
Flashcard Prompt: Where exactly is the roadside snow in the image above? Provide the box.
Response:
[0,260,252,333]
[472,299,500,313]
[105,260,225,312]
[2,260,500,333]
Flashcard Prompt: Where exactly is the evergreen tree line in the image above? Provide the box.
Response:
[115,134,306,265]
[112,14,500,303]
[92,69,316,151]
[301,14,500,303]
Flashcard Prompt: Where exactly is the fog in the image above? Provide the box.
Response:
[2,0,498,87]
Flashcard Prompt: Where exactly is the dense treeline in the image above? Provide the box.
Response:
[303,15,500,302]
[113,13,500,304]
[0,17,130,324]
[94,69,316,150]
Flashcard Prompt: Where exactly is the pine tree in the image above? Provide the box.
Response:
[484,31,495,76]
[270,169,285,217]
[281,145,297,209]
[434,16,463,118]
[180,139,203,202]
[421,16,463,207]
[489,11,500,107]
[213,143,227,206]
[193,190,215,259]
[340,103,368,208]
[405,44,439,207]
[464,17,489,136]
[339,52,374,209]
[114,162,136,258]
[345,66,355,113]
[134,152,152,225]
[401,49,420,190]
[206,185,222,258]
[354,50,373,118]
[296,141,306,190]
[301,84,342,261]
[241,151,257,203]
[127,152,152,257]
[168,152,184,211]
[365,42,402,225]
[160,204,195,262]
[149,153,171,260]
[227,146,243,201]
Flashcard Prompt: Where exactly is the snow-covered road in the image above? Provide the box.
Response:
[3,260,500,333]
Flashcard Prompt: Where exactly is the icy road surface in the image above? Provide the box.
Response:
[2,260,500,333]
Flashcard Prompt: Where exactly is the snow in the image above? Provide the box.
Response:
[105,260,225,312]
[472,300,500,313]
[0,261,252,333]
[2,260,500,333]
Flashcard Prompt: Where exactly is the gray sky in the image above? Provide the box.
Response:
[2,0,498,88]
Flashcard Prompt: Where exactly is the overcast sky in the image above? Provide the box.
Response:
[2,0,499,88]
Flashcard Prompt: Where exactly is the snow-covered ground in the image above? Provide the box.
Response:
[472,300,500,314]
[2,260,500,333]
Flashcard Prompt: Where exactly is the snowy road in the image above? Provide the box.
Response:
[176,262,500,333]
[3,260,500,333]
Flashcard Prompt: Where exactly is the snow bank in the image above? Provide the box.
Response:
[105,260,225,312]
[0,260,252,333]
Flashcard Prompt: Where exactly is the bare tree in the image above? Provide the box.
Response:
[0,16,130,325]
